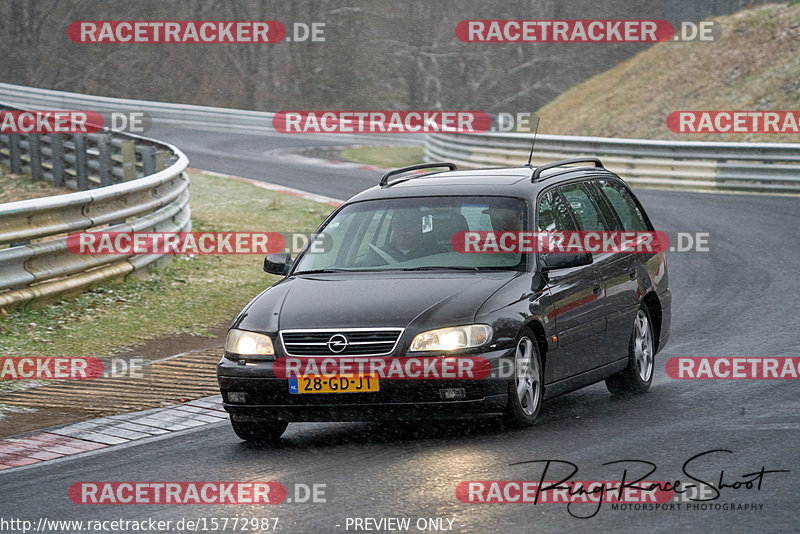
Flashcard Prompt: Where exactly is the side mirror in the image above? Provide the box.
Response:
[540,252,592,272]
[264,253,292,275]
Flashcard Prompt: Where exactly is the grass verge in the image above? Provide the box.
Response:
[0,165,73,203]
[341,145,424,168]
[0,170,333,363]
[536,3,800,142]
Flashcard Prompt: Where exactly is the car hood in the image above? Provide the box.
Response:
[235,271,519,332]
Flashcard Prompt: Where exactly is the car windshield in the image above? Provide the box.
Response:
[293,196,527,272]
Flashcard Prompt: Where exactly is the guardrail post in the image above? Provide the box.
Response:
[155,151,169,172]
[98,133,113,186]
[120,140,137,181]
[8,134,21,174]
[29,134,43,182]
[74,134,89,190]
[50,134,65,187]
[141,145,156,176]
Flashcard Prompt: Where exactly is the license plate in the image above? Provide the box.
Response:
[289,374,380,394]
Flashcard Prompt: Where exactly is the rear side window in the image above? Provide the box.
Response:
[559,182,610,231]
[596,180,650,231]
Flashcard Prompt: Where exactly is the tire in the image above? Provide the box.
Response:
[230,418,288,442]
[606,306,655,395]
[503,329,544,427]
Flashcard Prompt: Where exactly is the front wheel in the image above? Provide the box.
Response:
[503,329,544,427]
[230,418,288,442]
[606,307,655,395]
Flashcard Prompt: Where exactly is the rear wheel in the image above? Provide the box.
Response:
[230,418,288,442]
[503,329,543,427]
[606,306,654,395]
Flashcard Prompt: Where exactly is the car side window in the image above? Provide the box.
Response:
[596,180,650,231]
[585,181,623,231]
[538,189,578,232]
[559,182,610,231]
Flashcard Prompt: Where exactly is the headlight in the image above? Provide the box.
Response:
[409,324,492,352]
[225,329,274,359]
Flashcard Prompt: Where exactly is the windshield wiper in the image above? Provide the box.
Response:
[292,269,349,275]
[402,266,479,271]
[293,268,386,275]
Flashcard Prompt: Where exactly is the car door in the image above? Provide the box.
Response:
[537,187,606,380]
[559,180,633,369]
[592,178,654,357]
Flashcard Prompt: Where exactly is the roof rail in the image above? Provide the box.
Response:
[530,157,604,182]
[380,162,457,187]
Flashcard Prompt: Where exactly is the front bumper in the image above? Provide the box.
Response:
[217,350,512,422]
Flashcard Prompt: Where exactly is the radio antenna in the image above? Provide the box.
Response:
[526,115,541,167]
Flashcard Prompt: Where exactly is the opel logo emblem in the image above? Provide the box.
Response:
[327,334,349,354]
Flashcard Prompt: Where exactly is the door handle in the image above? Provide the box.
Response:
[593,284,602,296]
[629,270,636,280]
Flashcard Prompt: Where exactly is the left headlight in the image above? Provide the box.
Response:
[225,329,275,359]
[409,324,492,352]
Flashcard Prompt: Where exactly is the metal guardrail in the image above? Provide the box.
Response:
[3,83,798,193]
[425,132,800,193]
[0,82,277,134]
[0,103,190,309]
[0,82,418,144]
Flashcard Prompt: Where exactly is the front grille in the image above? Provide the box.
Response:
[280,328,404,356]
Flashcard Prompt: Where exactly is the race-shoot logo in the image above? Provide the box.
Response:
[458,451,788,518]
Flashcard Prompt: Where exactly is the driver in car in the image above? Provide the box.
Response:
[386,210,441,260]
[487,206,525,233]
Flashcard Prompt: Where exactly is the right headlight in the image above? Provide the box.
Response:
[225,329,275,359]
